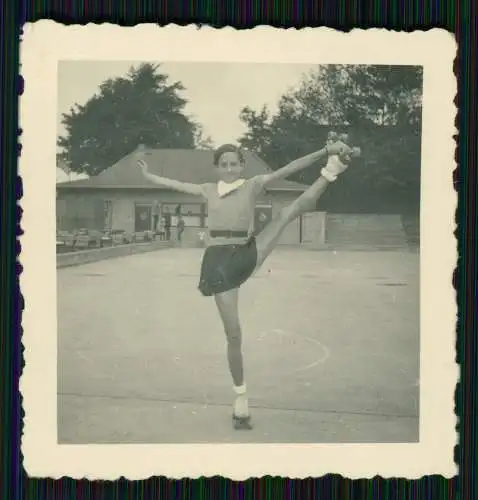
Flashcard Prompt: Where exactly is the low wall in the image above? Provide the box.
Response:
[57,240,174,269]
[325,213,410,249]
[301,211,326,249]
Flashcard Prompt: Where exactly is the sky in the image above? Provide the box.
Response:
[57,61,317,147]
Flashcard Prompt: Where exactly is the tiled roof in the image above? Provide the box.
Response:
[57,149,308,192]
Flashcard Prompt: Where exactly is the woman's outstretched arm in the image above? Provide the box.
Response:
[136,158,205,196]
[258,140,357,186]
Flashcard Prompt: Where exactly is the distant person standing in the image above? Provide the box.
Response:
[177,215,185,242]
[163,207,172,240]
[157,215,166,240]
[152,201,161,233]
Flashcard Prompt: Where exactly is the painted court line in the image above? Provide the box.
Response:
[265,328,331,374]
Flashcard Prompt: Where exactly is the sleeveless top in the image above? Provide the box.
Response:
[199,176,265,246]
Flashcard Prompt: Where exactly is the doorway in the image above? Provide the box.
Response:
[134,204,152,232]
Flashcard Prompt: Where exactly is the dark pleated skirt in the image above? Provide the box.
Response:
[198,237,258,296]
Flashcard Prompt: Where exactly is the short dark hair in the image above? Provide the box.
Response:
[213,144,245,166]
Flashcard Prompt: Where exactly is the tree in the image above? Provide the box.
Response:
[238,64,423,213]
[193,125,215,150]
[58,63,203,176]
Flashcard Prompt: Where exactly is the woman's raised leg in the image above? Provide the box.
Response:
[255,175,330,268]
[255,135,359,267]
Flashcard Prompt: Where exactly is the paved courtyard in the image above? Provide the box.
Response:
[57,247,419,443]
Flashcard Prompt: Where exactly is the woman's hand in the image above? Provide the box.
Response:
[133,144,150,174]
[136,158,149,174]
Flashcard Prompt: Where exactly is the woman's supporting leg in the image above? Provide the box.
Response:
[255,176,330,268]
[214,288,244,387]
[214,288,251,421]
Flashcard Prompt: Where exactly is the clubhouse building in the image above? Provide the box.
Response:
[56,149,327,247]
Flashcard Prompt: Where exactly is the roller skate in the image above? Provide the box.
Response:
[323,130,361,182]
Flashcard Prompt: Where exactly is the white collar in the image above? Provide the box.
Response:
[217,178,245,197]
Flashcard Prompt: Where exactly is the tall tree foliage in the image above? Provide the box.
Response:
[239,65,423,213]
[58,63,206,176]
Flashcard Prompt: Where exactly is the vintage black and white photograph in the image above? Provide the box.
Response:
[20,24,456,479]
[55,59,423,444]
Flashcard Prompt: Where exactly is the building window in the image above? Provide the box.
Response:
[160,202,205,228]
[161,203,202,216]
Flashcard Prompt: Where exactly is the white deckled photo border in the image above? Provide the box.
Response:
[19,22,458,480]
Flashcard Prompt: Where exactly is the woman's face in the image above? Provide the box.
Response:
[216,152,245,183]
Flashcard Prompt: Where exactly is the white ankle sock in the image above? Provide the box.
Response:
[233,385,249,418]
[233,384,247,395]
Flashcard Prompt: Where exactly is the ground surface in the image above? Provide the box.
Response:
[57,247,419,443]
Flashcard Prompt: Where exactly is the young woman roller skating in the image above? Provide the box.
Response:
[135,132,360,430]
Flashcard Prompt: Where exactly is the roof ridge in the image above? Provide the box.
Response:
[56,148,307,191]
[247,150,274,174]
